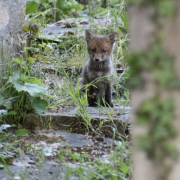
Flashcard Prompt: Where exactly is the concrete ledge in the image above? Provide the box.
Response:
[25,106,131,136]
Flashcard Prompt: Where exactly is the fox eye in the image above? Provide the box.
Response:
[102,49,106,53]
[91,48,96,52]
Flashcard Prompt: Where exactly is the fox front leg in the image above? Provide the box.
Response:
[88,85,97,107]
[105,83,113,107]
[97,83,106,106]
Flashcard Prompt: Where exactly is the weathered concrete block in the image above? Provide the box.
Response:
[25,106,131,138]
[0,0,25,71]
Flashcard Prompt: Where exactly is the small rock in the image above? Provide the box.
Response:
[47,32,53,35]
[80,20,89,25]
[64,31,75,36]
[49,171,53,174]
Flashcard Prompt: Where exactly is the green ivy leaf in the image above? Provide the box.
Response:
[26,1,39,15]
[157,1,175,18]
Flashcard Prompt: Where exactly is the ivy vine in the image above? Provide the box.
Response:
[126,44,180,89]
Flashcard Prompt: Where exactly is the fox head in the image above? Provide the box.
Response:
[85,29,116,62]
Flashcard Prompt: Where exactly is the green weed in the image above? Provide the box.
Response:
[58,141,132,180]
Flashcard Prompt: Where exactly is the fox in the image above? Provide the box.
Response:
[82,29,116,107]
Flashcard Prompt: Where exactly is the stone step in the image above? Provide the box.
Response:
[33,63,126,75]
[39,17,123,42]
[25,106,131,136]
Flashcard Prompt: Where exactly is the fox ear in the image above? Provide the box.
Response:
[85,29,94,42]
[108,32,116,44]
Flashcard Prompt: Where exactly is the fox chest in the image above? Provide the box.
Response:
[87,69,111,82]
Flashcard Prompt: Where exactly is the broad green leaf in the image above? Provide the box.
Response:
[38,43,45,48]
[8,111,17,115]
[45,46,51,54]
[25,47,40,53]
[15,129,28,137]
[32,97,48,114]
[57,0,83,12]
[0,95,12,109]
[13,58,25,65]
[23,77,43,86]
[8,72,47,97]
[13,82,46,96]
[26,1,39,15]
[26,56,36,63]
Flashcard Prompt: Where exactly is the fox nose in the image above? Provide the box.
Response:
[95,58,100,61]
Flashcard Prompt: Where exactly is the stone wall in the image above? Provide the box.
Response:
[0,0,25,70]
[129,2,180,180]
